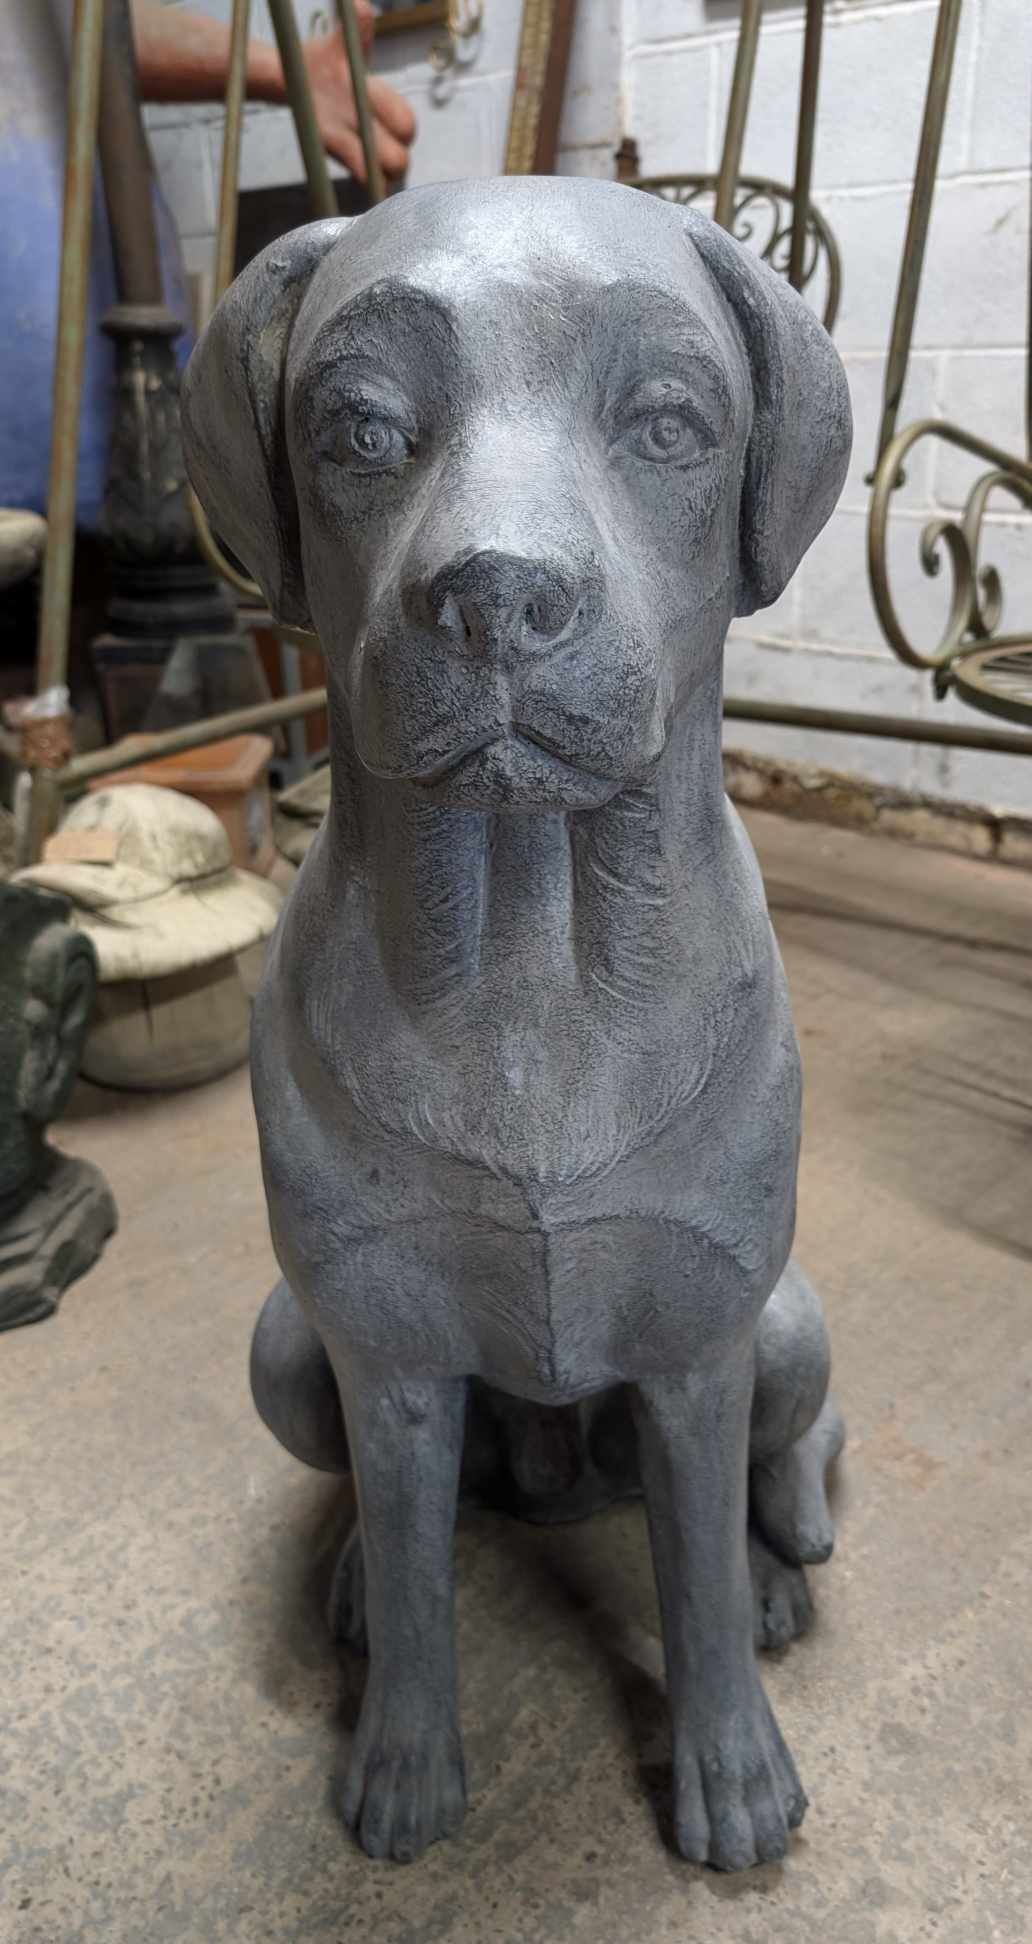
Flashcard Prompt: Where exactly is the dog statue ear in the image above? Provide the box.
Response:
[182,218,353,627]
[682,209,852,619]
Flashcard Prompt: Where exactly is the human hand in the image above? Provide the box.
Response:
[302,20,417,186]
[351,0,378,55]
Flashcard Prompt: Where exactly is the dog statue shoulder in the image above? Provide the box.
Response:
[183,178,852,1871]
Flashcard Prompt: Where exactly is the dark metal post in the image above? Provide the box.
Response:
[788,0,824,293]
[871,0,963,471]
[214,0,251,302]
[90,0,239,746]
[97,3,163,306]
[267,0,338,219]
[714,0,764,232]
[19,0,107,866]
[335,0,386,204]
[614,135,641,184]
[189,0,266,604]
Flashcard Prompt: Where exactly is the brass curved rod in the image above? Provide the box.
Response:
[187,0,265,604]
[960,468,1010,640]
[630,173,842,334]
[867,418,1032,672]
[190,0,343,606]
[189,487,264,605]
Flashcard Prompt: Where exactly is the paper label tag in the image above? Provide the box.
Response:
[43,829,121,865]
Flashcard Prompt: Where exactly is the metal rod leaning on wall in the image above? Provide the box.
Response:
[335,0,385,204]
[196,0,386,582]
[189,0,267,598]
[16,0,107,869]
[722,697,1032,759]
[170,1,332,783]
[714,0,764,232]
[192,0,345,592]
[59,687,329,791]
[192,0,261,592]
[871,0,963,472]
[865,0,1032,684]
[787,0,824,293]
[267,0,337,219]
[52,686,1029,795]
[214,0,251,300]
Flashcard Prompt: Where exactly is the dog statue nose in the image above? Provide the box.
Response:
[421,550,588,661]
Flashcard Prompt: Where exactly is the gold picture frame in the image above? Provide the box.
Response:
[374,1,448,33]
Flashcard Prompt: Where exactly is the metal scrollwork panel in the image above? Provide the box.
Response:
[867,419,1032,688]
[630,173,841,335]
[953,643,1032,727]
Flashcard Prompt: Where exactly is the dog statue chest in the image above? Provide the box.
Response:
[257,1068,797,1404]
[253,859,800,1400]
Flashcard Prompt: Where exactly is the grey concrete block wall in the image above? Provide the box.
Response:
[148,0,1031,810]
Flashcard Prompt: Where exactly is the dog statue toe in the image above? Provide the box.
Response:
[184,176,851,1870]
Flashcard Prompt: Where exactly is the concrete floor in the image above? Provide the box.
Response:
[3,809,1032,1944]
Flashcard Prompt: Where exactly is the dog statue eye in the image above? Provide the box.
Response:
[622,407,701,466]
[341,412,412,471]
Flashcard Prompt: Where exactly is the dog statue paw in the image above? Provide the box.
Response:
[184,177,852,1869]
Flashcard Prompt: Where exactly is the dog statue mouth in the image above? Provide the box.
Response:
[407,729,619,809]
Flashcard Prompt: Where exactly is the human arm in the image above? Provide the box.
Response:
[129,1,416,184]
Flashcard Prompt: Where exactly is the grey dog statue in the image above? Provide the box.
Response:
[183,176,852,1871]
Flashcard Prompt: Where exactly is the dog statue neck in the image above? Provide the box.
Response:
[322,667,730,1014]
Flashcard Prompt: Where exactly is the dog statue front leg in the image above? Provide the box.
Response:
[329,1349,468,1861]
[633,1348,808,1870]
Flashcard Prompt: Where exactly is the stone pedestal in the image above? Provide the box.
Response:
[91,304,248,739]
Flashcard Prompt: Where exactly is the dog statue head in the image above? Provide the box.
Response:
[184,178,850,813]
